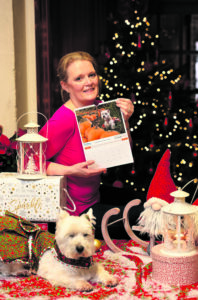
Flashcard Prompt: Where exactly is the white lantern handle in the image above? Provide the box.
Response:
[181,178,198,204]
[16,111,48,138]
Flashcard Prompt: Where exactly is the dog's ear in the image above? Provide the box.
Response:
[58,208,70,220]
[84,208,96,226]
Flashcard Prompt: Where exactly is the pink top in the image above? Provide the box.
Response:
[39,105,101,215]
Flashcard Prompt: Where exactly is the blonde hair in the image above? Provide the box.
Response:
[57,51,99,102]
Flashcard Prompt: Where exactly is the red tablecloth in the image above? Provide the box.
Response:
[0,240,198,299]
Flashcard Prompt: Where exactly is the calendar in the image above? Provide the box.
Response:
[75,100,134,169]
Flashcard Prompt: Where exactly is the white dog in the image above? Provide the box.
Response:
[100,109,116,130]
[37,209,118,291]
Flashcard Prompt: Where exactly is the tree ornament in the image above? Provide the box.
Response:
[168,91,172,109]
[138,33,141,48]
[164,117,168,127]
[112,180,124,188]
[94,239,102,252]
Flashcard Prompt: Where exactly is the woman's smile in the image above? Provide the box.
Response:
[83,86,95,93]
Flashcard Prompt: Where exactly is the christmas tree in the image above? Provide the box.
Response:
[98,0,198,201]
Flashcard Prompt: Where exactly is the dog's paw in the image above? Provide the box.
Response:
[0,261,32,277]
[14,269,32,277]
[104,276,119,287]
[75,280,93,292]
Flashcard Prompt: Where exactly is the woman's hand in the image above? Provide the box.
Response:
[46,160,106,177]
[116,98,134,121]
[69,160,106,178]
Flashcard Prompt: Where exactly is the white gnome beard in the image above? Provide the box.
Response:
[138,206,177,238]
[138,206,165,238]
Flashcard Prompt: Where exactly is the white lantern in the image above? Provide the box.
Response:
[16,122,48,180]
[162,190,197,253]
[151,189,198,285]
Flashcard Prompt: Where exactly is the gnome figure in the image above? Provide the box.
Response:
[138,149,177,240]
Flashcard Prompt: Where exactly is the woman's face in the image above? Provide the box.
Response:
[61,60,99,107]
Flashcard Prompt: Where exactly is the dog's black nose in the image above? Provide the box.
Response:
[76,245,84,253]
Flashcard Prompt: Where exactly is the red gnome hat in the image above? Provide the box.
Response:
[145,149,177,209]
[192,198,198,206]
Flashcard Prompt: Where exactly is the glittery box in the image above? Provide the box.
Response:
[151,244,198,285]
[0,172,67,221]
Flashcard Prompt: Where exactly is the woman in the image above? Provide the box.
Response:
[40,51,142,239]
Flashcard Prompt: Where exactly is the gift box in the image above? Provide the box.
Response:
[0,173,67,222]
[152,244,198,285]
